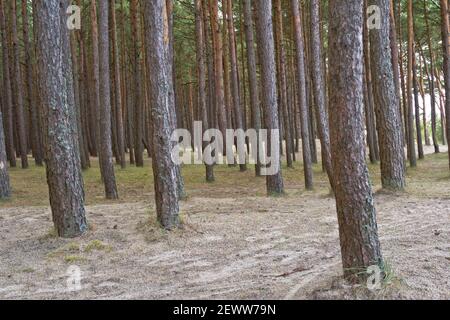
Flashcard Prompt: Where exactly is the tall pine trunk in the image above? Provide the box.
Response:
[328,0,383,280]
[310,0,334,191]
[441,0,450,169]
[195,0,214,182]
[0,0,16,168]
[36,0,87,238]
[0,111,10,199]
[369,0,406,190]
[254,0,284,195]
[11,0,28,168]
[143,0,180,230]
[406,0,417,167]
[243,0,262,177]
[291,0,313,190]
[98,0,119,199]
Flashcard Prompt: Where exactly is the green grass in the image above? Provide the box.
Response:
[84,240,110,253]
[2,152,449,208]
[63,255,86,264]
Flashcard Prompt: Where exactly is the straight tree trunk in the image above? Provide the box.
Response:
[291,0,313,190]
[226,0,246,171]
[143,0,180,230]
[441,0,450,169]
[412,41,425,160]
[131,0,144,167]
[274,0,293,169]
[70,32,88,170]
[254,0,284,195]
[0,111,10,199]
[406,0,417,167]
[166,0,186,199]
[389,0,405,145]
[243,0,262,176]
[397,1,409,147]
[195,0,214,182]
[97,0,119,199]
[328,0,383,280]
[418,52,431,146]
[369,0,406,190]
[0,0,16,168]
[424,0,440,154]
[11,0,28,168]
[209,0,229,161]
[35,0,87,238]
[90,0,102,161]
[310,0,334,191]
[21,0,42,166]
[110,0,126,169]
[363,5,380,164]
[435,68,447,145]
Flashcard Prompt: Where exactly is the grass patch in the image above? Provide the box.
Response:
[20,267,35,273]
[64,255,86,264]
[84,240,110,253]
[2,149,449,207]
[39,227,58,241]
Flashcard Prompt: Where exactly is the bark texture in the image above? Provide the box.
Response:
[243,0,262,176]
[98,0,119,199]
[254,0,284,195]
[441,0,450,169]
[0,111,10,199]
[36,0,87,238]
[143,0,180,229]
[328,0,383,280]
[291,0,313,190]
[369,0,406,190]
[310,0,334,191]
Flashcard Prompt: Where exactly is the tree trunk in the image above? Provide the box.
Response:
[328,0,383,280]
[369,0,406,190]
[226,0,246,171]
[0,0,16,168]
[143,0,180,230]
[389,0,405,145]
[291,0,313,190]
[274,0,293,169]
[11,0,28,168]
[412,40,424,160]
[424,0,440,154]
[131,0,144,167]
[363,6,380,164]
[209,0,229,162]
[441,0,450,169]
[97,0,119,199]
[254,0,284,195]
[406,0,417,167]
[35,0,87,238]
[0,111,10,199]
[110,0,126,169]
[22,0,42,166]
[195,0,214,182]
[243,0,262,176]
[310,0,334,191]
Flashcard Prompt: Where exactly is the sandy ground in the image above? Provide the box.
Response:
[0,191,449,300]
[0,144,449,300]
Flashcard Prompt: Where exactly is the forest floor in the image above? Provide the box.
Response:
[0,144,449,300]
